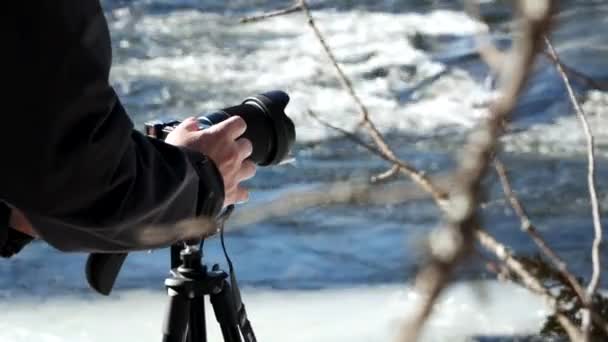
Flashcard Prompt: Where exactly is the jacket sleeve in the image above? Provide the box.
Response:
[0,1,224,252]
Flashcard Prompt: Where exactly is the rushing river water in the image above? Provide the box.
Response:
[2,1,608,341]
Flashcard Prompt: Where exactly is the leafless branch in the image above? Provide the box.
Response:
[466,0,607,93]
[541,51,608,91]
[239,3,302,23]
[494,159,588,302]
[131,178,443,238]
[464,0,507,73]
[299,0,448,204]
[400,2,557,341]
[371,165,401,184]
[476,229,584,342]
[299,2,583,339]
[235,1,595,340]
[495,157,608,336]
[545,36,604,341]
[307,110,448,196]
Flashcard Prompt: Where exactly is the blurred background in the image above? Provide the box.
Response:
[2,0,608,341]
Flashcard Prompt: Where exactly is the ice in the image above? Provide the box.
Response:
[0,280,549,342]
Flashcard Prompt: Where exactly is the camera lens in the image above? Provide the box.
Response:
[197,90,295,166]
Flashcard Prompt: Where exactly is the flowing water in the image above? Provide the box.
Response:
[2,0,608,341]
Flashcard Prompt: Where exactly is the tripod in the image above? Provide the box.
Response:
[162,207,256,342]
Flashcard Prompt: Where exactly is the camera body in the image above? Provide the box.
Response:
[143,90,295,166]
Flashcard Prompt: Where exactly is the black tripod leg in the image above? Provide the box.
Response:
[162,291,190,342]
[186,297,206,342]
[210,283,242,342]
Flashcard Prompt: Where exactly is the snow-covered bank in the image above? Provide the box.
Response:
[0,280,549,342]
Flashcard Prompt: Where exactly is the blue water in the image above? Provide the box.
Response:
[3,1,608,340]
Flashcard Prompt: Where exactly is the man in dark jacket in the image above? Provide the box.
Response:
[0,1,256,255]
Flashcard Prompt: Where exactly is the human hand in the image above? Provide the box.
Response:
[9,208,37,238]
[165,116,256,207]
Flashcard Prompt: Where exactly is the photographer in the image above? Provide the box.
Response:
[0,1,256,256]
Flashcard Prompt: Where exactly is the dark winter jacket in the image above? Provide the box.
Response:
[0,0,224,253]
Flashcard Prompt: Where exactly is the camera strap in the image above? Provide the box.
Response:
[217,205,257,342]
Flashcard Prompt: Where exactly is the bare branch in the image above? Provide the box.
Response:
[130,177,441,237]
[371,165,401,184]
[299,2,588,340]
[495,157,608,335]
[494,159,588,303]
[464,0,507,73]
[296,1,453,204]
[542,53,608,91]
[476,229,584,342]
[239,2,302,23]
[307,110,447,200]
[545,37,604,341]
[235,2,595,340]
[400,2,557,341]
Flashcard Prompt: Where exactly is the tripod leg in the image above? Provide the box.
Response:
[162,291,190,342]
[186,297,206,342]
[210,283,242,342]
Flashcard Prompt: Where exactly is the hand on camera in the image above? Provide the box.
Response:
[165,116,256,208]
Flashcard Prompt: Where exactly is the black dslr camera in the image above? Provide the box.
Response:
[85,91,296,342]
[145,90,295,166]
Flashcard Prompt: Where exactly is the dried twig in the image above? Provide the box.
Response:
[545,36,604,341]
[307,110,448,195]
[476,230,584,341]
[495,158,608,336]
[494,159,587,302]
[372,165,401,183]
[466,0,608,92]
[400,2,558,341]
[297,0,448,205]
[309,98,581,339]
[541,51,608,91]
[127,178,441,236]
[300,2,582,339]
[237,1,589,340]
[464,0,507,73]
[239,3,303,23]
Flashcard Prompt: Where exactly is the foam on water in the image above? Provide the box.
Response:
[105,3,608,160]
[107,8,492,141]
[503,90,608,158]
[0,280,549,342]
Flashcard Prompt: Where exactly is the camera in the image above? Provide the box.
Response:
[144,90,295,166]
[86,90,296,298]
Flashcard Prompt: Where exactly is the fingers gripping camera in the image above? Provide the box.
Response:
[147,91,295,208]
[145,90,295,166]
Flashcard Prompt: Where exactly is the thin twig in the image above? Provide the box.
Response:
[308,110,447,197]
[400,2,557,341]
[494,159,588,303]
[300,2,581,339]
[131,178,440,234]
[298,0,448,204]
[541,51,608,91]
[371,165,401,183]
[495,157,608,336]
[310,93,581,339]
[237,2,588,339]
[545,37,604,341]
[476,229,584,342]
[465,0,608,92]
[239,3,302,23]
[464,0,507,73]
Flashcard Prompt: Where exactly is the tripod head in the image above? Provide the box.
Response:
[85,205,233,296]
